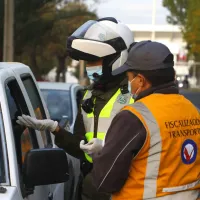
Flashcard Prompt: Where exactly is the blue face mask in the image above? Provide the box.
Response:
[86,66,102,80]
[128,76,136,93]
[128,81,132,93]
[128,76,141,99]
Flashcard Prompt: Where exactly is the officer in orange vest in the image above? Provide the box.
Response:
[89,41,200,200]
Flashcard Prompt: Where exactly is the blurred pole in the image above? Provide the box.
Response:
[194,64,196,79]
[79,60,85,85]
[3,0,14,62]
[151,0,156,41]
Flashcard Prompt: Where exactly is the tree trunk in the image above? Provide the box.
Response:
[0,48,3,61]
[30,46,41,80]
[56,70,60,82]
[56,55,66,82]
[62,67,66,82]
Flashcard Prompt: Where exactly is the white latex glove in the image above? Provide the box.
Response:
[16,114,58,132]
[80,138,103,155]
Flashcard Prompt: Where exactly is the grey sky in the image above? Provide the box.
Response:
[87,0,170,24]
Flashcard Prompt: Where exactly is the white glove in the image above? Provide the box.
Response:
[80,138,103,155]
[16,114,58,132]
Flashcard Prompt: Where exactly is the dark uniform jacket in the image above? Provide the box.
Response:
[92,82,179,193]
[53,75,128,200]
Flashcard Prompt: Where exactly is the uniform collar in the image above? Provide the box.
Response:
[135,82,179,102]
[90,76,128,101]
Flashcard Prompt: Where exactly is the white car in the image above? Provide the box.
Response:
[38,82,83,133]
[38,82,84,200]
[0,62,70,200]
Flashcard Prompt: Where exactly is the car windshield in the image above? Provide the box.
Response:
[41,89,72,124]
[180,90,200,110]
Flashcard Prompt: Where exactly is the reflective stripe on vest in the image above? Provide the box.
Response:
[82,89,134,162]
[112,94,200,200]
[130,102,161,198]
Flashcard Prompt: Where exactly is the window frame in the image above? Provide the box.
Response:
[5,77,41,196]
[5,77,39,149]
[20,74,52,148]
[0,108,10,185]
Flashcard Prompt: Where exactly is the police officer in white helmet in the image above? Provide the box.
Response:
[17,17,134,200]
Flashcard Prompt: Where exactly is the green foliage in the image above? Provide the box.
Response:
[45,2,97,58]
[163,0,188,26]
[43,2,97,81]
[0,0,97,80]
[184,0,200,57]
[163,0,200,61]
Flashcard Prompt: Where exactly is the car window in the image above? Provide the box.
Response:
[21,75,52,147]
[41,89,73,124]
[5,78,42,196]
[6,80,39,165]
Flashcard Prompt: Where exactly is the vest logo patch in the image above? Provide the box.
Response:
[181,139,197,164]
[117,94,128,104]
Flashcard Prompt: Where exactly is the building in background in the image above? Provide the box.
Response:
[127,24,198,88]
[127,24,185,63]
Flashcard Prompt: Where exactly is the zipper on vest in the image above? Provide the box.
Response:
[93,102,99,138]
[94,114,98,138]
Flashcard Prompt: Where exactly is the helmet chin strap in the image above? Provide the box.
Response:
[93,52,121,86]
[93,72,126,91]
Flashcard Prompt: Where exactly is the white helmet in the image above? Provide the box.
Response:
[67,17,134,79]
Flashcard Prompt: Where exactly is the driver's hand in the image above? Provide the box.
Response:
[17,115,58,132]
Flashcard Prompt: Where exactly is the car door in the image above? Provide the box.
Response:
[4,75,53,200]
[0,105,15,200]
[0,63,66,200]
[18,73,65,200]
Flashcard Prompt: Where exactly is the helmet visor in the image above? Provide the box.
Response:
[71,20,120,42]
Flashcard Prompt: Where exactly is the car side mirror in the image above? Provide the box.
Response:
[23,148,69,188]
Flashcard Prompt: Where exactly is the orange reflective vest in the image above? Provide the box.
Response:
[112,93,200,200]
